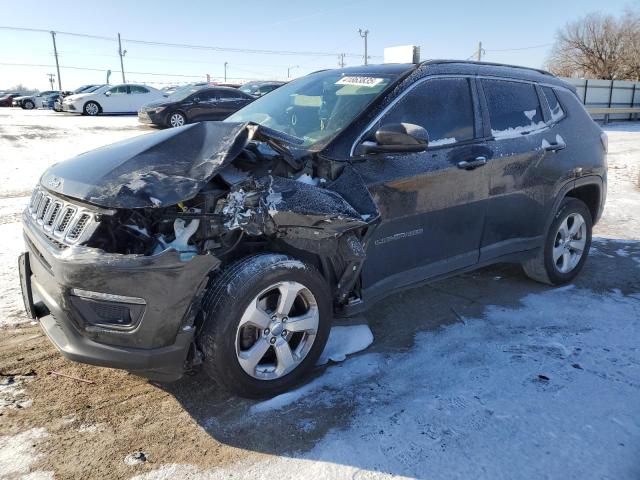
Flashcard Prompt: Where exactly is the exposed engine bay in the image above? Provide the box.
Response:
[36,121,379,306]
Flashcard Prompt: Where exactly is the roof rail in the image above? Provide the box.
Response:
[417,59,555,77]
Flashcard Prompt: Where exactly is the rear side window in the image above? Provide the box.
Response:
[541,86,565,122]
[380,78,475,146]
[130,86,150,94]
[482,80,544,138]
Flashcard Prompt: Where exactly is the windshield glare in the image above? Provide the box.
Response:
[226,71,394,148]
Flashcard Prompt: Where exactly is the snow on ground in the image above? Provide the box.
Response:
[0,110,639,479]
[0,109,149,198]
[0,428,52,479]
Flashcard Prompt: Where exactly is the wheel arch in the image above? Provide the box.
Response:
[565,181,602,225]
[83,100,102,114]
[167,109,188,127]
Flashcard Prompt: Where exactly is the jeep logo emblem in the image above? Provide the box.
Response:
[48,176,62,188]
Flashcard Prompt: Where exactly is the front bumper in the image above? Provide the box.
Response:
[137,109,167,126]
[62,102,77,112]
[20,210,220,381]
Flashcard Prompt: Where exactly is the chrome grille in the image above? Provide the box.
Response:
[27,187,100,246]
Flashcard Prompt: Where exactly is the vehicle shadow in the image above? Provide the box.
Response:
[157,236,640,475]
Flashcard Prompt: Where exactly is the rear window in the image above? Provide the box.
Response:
[482,79,544,138]
[542,86,565,122]
[379,77,475,146]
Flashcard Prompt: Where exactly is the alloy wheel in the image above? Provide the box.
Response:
[553,212,586,273]
[170,113,185,127]
[85,103,99,116]
[235,281,319,380]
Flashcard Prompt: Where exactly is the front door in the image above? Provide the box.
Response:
[353,77,491,295]
[103,85,130,113]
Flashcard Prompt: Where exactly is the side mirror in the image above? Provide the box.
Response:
[104,91,111,96]
[356,123,429,155]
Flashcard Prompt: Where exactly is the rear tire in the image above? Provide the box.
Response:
[198,254,332,398]
[522,197,592,285]
[83,101,100,116]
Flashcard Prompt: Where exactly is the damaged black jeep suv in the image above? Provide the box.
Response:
[20,61,607,398]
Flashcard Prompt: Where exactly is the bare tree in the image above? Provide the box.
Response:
[547,10,639,80]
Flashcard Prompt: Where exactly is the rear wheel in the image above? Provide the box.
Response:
[522,197,592,285]
[83,101,100,116]
[22,100,35,110]
[168,111,186,127]
[198,254,332,398]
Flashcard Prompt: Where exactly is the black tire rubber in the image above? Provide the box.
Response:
[168,111,186,128]
[522,197,592,285]
[22,100,35,110]
[83,101,100,116]
[198,253,332,398]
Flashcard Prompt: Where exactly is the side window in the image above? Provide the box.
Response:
[482,79,544,137]
[379,78,475,146]
[541,86,565,122]
[130,85,150,94]
[197,90,217,102]
[107,85,128,95]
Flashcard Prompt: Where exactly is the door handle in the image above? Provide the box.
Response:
[457,156,487,170]
[544,141,566,152]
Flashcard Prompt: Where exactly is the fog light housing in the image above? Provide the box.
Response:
[69,289,145,331]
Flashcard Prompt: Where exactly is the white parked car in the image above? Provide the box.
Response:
[62,84,165,115]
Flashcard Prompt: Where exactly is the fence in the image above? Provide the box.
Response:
[563,78,640,122]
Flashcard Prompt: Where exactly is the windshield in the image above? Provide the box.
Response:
[84,85,104,93]
[226,70,395,148]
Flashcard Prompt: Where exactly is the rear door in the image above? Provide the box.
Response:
[216,90,253,118]
[478,78,564,260]
[129,85,155,112]
[354,76,491,294]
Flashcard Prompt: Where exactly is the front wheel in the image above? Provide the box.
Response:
[522,197,592,285]
[198,254,332,398]
[168,111,186,127]
[22,100,35,110]
[83,101,100,116]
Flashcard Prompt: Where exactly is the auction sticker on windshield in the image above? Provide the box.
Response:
[335,76,385,87]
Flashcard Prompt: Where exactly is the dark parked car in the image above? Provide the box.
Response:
[0,93,21,107]
[20,61,606,398]
[239,81,286,97]
[138,86,254,127]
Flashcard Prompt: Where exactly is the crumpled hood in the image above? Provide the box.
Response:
[40,121,255,209]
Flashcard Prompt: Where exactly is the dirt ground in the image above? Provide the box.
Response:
[1,110,639,480]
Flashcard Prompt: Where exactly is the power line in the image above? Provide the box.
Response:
[0,25,381,58]
[485,43,553,52]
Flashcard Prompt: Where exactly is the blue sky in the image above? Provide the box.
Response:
[1,0,636,90]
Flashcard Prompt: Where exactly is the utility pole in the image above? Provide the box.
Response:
[358,29,369,65]
[338,53,346,68]
[477,41,484,61]
[224,62,228,82]
[50,31,62,90]
[47,74,55,90]
[118,33,126,83]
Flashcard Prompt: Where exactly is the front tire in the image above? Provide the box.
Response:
[83,101,100,116]
[22,100,35,110]
[198,254,332,398]
[168,111,186,127]
[522,197,592,285]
